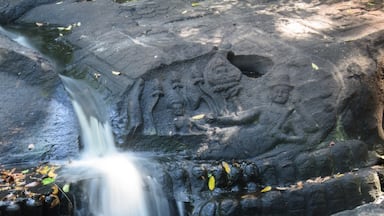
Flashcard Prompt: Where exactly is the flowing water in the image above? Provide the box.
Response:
[1,24,174,216]
[60,76,174,216]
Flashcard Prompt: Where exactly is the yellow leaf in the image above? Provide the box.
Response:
[311,63,319,70]
[221,161,231,174]
[51,185,59,195]
[191,2,199,7]
[48,167,58,179]
[261,186,272,193]
[334,173,344,178]
[37,166,50,175]
[112,70,121,76]
[208,175,215,191]
[191,114,205,120]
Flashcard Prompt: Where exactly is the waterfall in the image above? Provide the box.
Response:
[60,76,173,216]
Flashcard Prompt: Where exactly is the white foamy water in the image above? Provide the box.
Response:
[60,76,172,216]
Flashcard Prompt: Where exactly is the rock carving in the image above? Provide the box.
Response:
[143,78,163,135]
[127,78,144,136]
[203,53,243,114]
[375,56,384,140]
[202,74,307,158]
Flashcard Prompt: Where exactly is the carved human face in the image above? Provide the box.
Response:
[271,85,291,104]
[172,103,184,116]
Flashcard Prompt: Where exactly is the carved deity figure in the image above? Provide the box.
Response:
[204,74,309,158]
[202,53,243,114]
[167,90,208,135]
[185,65,220,115]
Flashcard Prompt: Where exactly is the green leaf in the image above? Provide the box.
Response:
[62,183,70,193]
[41,177,55,185]
[311,63,319,70]
[21,169,29,174]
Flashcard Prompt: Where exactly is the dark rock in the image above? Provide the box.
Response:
[0,32,79,164]
[0,0,57,24]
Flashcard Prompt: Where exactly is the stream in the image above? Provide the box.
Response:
[1,24,177,216]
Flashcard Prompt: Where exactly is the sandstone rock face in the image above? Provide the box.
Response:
[0,31,79,164]
[2,0,384,215]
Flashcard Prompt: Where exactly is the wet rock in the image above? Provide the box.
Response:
[0,32,79,164]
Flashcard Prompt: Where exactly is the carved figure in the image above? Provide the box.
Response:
[127,78,144,136]
[204,74,306,158]
[167,90,208,135]
[375,56,384,140]
[203,53,243,114]
[185,66,220,115]
[170,71,184,95]
[169,92,191,134]
[143,79,164,135]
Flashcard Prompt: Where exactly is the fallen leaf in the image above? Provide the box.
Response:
[221,161,231,174]
[28,144,35,151]
[62,183,70,193]
[296,181,304,189]
[241,194,256,199]
[37,166,50,175]
[48,167,58,179]
[276,186,289,191]
[50,195,60,208]
[21,169,29,174]
[191,114,205,120]
[57,25,72,31]
[208,175,215,191]
[112,70,121,76]
[311,63,319,70]
[261,186,272,193]
[41,177,55,185]
[191,2,199,7]
[35,22,44,27]
[25,181,39,188]
[52,185,59,195]
[334,173,344,178]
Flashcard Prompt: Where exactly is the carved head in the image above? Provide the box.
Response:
[204,54,242,88]
[269,75,293,104]
[167,92,185,116]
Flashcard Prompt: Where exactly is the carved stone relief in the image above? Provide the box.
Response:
[124,50,341,159]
